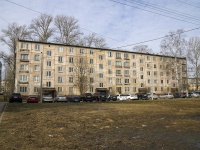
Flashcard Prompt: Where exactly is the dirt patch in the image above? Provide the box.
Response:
[0,99,200,149]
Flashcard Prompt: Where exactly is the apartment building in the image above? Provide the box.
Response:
[16,39,188,97]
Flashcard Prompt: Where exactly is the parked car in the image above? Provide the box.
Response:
[68,95,81,102]
[93,92,107,101]
[147,93,158,100]
[188,92,199,98]
[42,95,54,103]
[107,94,117,101]
[9,93,22,103]
[129,94,138,100]
[159,93,174,99]
[27,95,39,103]
[55,95,68,102]
[135,93,148,100]
[80,93,93,102]
[117,94,129,101]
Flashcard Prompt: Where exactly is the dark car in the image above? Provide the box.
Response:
[27,95,39,103]
[107,94,117,101]
[135,93,148,100]
[9,93,22,103]
[68,95,81,102]
[80,93,93,102]
[93,92,107,101]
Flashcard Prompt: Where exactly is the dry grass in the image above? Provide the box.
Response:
[0,99,200,150]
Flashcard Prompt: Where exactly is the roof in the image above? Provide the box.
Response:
[18,39,186,59]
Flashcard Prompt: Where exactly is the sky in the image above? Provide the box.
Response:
[0,0,200,54]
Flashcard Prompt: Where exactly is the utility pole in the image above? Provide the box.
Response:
[40,52,43,102]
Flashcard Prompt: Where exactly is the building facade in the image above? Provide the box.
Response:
[16,39,188,97]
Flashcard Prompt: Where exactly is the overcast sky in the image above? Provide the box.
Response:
[1,0,200,54]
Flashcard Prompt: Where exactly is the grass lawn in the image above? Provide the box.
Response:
[0,99,200,150]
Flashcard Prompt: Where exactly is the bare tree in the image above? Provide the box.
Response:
[0,22,31,92]
[73,56,92,95]
[54,15,82,44]
[133,45,153,53]
[187,37,200,90]
[160,29,187,92]
[29,13,54,42]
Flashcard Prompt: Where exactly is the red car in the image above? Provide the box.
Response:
[27,95,39,103]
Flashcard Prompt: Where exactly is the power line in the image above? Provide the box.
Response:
[110,0,200,25]
[125,0,200,23]
[175,0,200,9]
[4,0,126,44]
[113,26,200,49]
[0,16,11,25]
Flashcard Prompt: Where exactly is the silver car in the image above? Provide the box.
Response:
[55,95,68,102]
[42,95,54,103]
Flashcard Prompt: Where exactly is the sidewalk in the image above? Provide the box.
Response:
[0,102,6,113]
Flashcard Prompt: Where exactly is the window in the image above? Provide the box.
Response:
[35,55,40,61]
[140,75,143,79]
[133,62,136,68]
[99,64,103,69]
[69,77,73,83]
[125,79,129,84]
[160,57,163,61]
[99,55,103,60]
[147,56,150,61]
[108,60,112,66]
[133,87,136,92]
[161,80,164,84]
[89,68,94,73]
[154,64,157,68]
[47,61,51,66]
[167,80,170,84]
[140,67,143,71]
[147,64,150,68]
[108,52,112,57]
[20,87,27,92]
[34,65,39,71]
[69,57,73,63]
[90,50,94,55]
[124,53,129,59]
[116,70,121,75]
[153,57,156,61]
[99,73,103,78]
[80,49,84,54]
[69,48,73,53]
[124,70,129,75]
[160,72,163,76]
[148,79,150,84]
[34,87,38,92]
[46,82,51,87]
[58,56,63,63]
[125,87,130,92]
[58,77,62,83]
[99,83,103,87]
[124,61,130,67]
[108,69,112,74]
[133,70,136,76]
[133,79,136,83]
[69,87,73,93]
[69,67,73,72]
[80,58,84,63]
[34,76,39,82]
[133,54,136,59]
[116,78,121,84]
[90,86,93,92]
[35,44,40,51]
[90,78,94,83]
[116,61,122,67]
[58,47,63,52]
[46,71,51,77]
[90,59,93,64]
[58,66,63,72]
[47,51,52,56]
[58,87,62,92]
[21,43,28,49]
[20,75,28,82]
[154,80,157,84]
[141,83,144,87]
[116,52,121,58]
[20,64,28,71]
[140,59,143,63]
[21,54,28,60]
[109,78,112,83]
[154,71,157,76]
[147,71,150,76]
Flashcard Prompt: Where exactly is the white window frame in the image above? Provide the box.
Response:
[20,75,28,82]
[34,76,39,82]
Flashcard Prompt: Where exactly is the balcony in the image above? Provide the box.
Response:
[20,59,29,62]
[20,49,30,52]
[115,66,122,68]
[18,81,29,84]
[19,71,29,73]
[115,57,121,59]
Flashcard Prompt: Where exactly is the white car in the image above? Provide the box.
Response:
[42,95,54,102]
[159,93,174,99]
[129,94,138,100]
[55,95,68,102]
[147,93,158,100]
[189,92,199,98]
[117,94,129,100]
